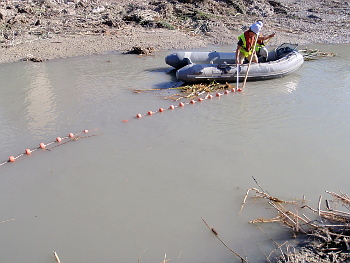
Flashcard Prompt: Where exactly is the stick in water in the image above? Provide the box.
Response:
[241,34,259,90]
[236,64,240,91]
[53,251,61,263]
[201,217,248,262]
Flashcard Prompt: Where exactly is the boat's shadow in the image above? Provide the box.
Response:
[147,67,184,90]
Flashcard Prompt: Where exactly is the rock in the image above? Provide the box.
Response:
[246,0,275,17]
[92,6,105,13]
[123,9,160,24]
[0,0,348,64]
[22,54,46,62]
[126,46,155,55]
[268,0,288,14]
[308,14,322,21]
[0,8,15,20]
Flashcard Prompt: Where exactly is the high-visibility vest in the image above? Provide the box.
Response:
[255,39,265,51]
[238,32,258,57]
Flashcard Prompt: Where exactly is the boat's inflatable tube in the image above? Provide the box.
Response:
[165,51,236,69]
[176,50,304,84]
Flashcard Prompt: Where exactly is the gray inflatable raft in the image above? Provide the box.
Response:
[166,44,304,84]
[165,50,236,69]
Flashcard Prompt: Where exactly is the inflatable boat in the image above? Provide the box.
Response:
[165,50,236,69]
[165,44,304,84]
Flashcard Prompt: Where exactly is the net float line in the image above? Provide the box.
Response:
[124,87,241,122]
[1,130,89,167]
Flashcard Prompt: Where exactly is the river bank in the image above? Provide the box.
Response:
[0,0,349,64]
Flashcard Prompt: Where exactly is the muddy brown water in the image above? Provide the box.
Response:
[0,44,349,263]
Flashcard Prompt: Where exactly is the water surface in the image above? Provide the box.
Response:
[0,44,349,263]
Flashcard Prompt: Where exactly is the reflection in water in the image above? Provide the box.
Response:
[284,79,299,94]
[23,63,57,138]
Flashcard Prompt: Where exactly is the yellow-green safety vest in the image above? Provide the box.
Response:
[255,41,265,52]
[238,33,258,57]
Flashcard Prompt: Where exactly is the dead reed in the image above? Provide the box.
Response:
[240,183,350,262]
[299,49,336,61]
[202,177,350,262]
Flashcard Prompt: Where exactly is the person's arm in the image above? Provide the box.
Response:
[236,45,241,64]
[236,38,244,64]
[258,33,275,42]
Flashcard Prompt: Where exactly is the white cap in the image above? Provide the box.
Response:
[250,21,263,34]
[256,20,263,26]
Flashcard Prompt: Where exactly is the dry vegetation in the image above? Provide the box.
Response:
[203,179,350,263]
[0,0,349,63]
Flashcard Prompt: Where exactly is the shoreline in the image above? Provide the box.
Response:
[0,25,348,65]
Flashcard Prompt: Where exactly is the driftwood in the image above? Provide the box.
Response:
[125,46,156,56]
[201,175,350,262]
[169,82,233,101]
[299,49,336,61]
[132,81,234,101]
[240,184,350,262]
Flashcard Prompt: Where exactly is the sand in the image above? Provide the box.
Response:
[0,0,349,64]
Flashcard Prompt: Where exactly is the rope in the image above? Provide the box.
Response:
[0,130,98,167]
[2,86,242,167]
[126,87,239,122]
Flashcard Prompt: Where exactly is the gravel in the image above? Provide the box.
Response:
[0,0,349,64]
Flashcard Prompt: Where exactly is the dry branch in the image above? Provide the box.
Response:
[242,188,350,262]
[53,251,61,263]
[201,217,249,263]
[240,188,295,214]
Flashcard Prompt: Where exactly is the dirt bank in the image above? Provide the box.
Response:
[0,0,349,64]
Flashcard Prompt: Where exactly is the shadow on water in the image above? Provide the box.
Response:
[153,80,184,90]
[145,67,174,73]
[146,67,182,90]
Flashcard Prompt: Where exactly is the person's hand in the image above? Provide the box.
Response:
[269,33,275,38]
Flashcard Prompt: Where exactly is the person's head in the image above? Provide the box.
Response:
[249,21,263,35]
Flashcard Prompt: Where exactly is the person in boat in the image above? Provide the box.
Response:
[255,32,275,62]
[256,39,269,62]
[236,21,275,64]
